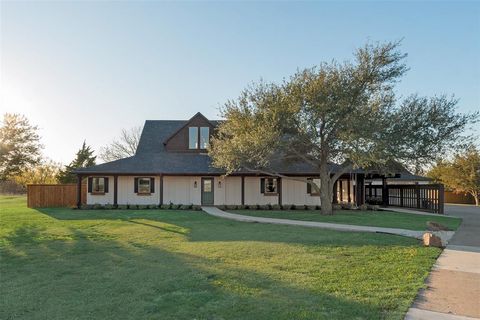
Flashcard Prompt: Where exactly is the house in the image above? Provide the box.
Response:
[75,112,436,210]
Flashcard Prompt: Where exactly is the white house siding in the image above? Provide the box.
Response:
[214,176,242,205]
[86,176,114,205]
[163,176,201,205]
[244,177,278,205]
[282,178,321,206]
[117,176,160,205]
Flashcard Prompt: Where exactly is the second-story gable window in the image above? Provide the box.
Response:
[200,127,209,149]
[189,127,198,149]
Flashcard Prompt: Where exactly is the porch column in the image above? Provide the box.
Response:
[438,184,445,214]
[76,174,82,209]
[355,173,365,206]
[277,177,282,206]
[241,176,245,206]
[332,180,338,203]
[113,175,118,207]
[347,179,351,203]
[159,174,164,206]
[382,177,388,206]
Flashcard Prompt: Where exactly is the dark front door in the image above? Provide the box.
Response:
[201,178,214,205]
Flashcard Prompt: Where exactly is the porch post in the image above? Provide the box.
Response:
[382,177,388,206]
[113,175,118,207]
[438,184,445,214]
[277,177,282,206]
[347,179,351,203]
[159,174,164,206]
[332,180,338,203]
[355,173,365,206]
[76,174,82,209]
[241,176,245,206]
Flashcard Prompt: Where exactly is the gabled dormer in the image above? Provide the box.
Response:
[163,112,216,152]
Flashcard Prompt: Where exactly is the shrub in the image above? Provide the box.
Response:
[180,204,192,210]
[243,204,250,210]
[104,204,114,210]
[192,205,202,211]
[80,204,93,210]
[332,203,342,210]
[227,205,238,210]
[117,205,127,210]
[217,205,227,210]
[93,204,104,210]
[358,204,368,211]
[271,204,281,210]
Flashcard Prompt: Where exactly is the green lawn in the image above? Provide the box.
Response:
[231,209,462,231]
[1,196,442,319]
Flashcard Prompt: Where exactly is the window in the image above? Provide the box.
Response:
[263,178,277,194]
[92,177,105,193]
[200,127,209,149]
[138,178,151,194]
[307,178,321,195]
[189,127,198,149]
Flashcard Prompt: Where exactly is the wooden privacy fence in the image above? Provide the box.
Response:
[365,184,444,214]
[27,184,86,208]
[444,191,475,204]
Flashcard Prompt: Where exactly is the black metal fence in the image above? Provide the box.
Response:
[365,184,444,214]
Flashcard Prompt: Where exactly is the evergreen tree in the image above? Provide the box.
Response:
[0,113,43,180]
[57,141,96,183]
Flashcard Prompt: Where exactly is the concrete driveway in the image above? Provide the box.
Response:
[406,204,480,319]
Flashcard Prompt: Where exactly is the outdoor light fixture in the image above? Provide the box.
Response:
[194,181,197,188]
[218,181,222,188]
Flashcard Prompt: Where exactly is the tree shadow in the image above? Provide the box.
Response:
[36,208,422,248]
[1,226,395,320]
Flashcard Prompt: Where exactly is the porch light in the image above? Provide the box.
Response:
[194,181,197,188]
[218,181,222,188]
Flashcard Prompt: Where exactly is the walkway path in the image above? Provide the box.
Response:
[201,206,455,243]
[406,204,480,320]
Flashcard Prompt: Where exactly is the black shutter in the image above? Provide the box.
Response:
[88,177,93,193]
[150,178,155,193]
[104,177,109,193]
[260,178,265,193]
[307,178,312,194]
[134,178,139,193]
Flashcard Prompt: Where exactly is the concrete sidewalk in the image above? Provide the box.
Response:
[406,204,480,320]
[201,206,455,243]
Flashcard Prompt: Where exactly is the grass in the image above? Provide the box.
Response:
[1,195,443,319]
[230,209,462,231]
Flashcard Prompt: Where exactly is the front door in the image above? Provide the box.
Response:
[201,178,214,205]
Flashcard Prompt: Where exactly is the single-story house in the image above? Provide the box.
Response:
[74,112,430,208]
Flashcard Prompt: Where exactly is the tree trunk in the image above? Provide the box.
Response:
[319,161,333,215]
[472,192,479,206]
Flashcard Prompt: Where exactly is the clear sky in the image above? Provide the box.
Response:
[1,1,479,164]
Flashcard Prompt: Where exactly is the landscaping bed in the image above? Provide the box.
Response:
[1,196,443,319]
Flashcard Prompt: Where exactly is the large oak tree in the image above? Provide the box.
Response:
[209,41,478,215]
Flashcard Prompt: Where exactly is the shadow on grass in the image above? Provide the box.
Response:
[1,225,390,320]
[36,207,422,247]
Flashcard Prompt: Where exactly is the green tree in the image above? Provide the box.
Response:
[209,41,478,215]
[428,147,480,206]
[12,159,62,186]
[57,141,96,183]
[0,113,43,180]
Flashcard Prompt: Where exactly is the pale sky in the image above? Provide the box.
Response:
[1,1,479,164]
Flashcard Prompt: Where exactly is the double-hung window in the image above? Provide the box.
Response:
[138,178,151,194]
[307,178,321,195]
[261,178,278,195]
[92,177,105,193]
